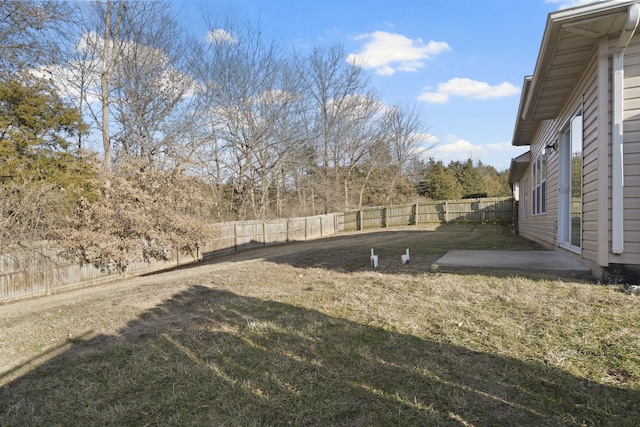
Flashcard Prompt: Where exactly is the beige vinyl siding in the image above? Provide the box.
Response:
[580,54,600,263]
[616,36,640,264]
[518,119,557,247]
[518,50,599,258]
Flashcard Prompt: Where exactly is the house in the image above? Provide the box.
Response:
[509,0,640,283]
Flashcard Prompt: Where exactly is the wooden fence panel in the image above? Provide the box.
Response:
[445,200,480,222]
[287,218,308,242]
[202,223,236,255]
[342,211,358,231]
[386,204,414,226]
[264,221,288,244]
[306,216,322,240]
[416,203,442,224]
[348,197,513,229]
[485,198,515,222]
[361,207,385,229]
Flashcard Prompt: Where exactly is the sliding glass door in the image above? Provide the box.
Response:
[558,112,582,249]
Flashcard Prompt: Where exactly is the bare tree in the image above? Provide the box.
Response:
[331,93,387,210]
[63,1,195,185]
[298,44,371,213]
[193,17,309,219]
[382,103,431,203]
[59,0,127,185]
[110,1,194,168]
[0,0,70,77]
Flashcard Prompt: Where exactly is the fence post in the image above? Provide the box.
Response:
[357,210,362,231]
[414,203,419,226]
[383,206,388,228]
[45,264,52,296]
[263,221,267,247]
[234,223,238,252]
[444,202,448,223]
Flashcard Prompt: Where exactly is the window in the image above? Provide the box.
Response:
[532,149,546,215]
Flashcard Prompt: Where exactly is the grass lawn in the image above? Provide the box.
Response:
[0,224,639,426]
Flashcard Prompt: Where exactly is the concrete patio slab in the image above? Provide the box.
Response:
[431,250,593,279]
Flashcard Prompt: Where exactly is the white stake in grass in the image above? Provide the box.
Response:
[401,249,410,264]
[370,248,379,268]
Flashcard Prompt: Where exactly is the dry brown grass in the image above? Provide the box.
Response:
[1,224,639,426]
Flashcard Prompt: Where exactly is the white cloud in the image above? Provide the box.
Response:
[422,137,485,162]
[347,31,450,76]
[38,30,196,109]
[440,139,486,156]
[207,29,237,44]
[421,136,528,170]
[418,78,520,103]
[415,132,439,145]
[416,89,448,104]
[411,133,440,157]
[486,141,521,153]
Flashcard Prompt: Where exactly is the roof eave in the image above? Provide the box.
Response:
[511,0,639,147]
[512,76,533,146]
[508,151,531,184]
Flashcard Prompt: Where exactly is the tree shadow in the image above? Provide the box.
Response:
[1,285,637,426]
[145,224,549,279]
[254,224,546,277]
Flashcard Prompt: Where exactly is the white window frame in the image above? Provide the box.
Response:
[532,149,546,215]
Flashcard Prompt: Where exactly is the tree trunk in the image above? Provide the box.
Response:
[100,0,124,191]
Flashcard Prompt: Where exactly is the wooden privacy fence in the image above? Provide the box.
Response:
[0,214,339,303]
[342,197,514,231]
[200,214,339,258]
[0,241,203,303]
[1,198,513,302]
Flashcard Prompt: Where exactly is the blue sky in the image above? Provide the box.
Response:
[174,0,600,171]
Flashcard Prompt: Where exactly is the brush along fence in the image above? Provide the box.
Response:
[0,214,339,303]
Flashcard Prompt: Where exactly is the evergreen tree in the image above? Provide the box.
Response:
[449,159,486,198]
[0,78,96,204]
[479,163,512,197]
[418,158,463,200]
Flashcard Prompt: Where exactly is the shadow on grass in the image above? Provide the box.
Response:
[198,223,547,277]
[1,285,637,426]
